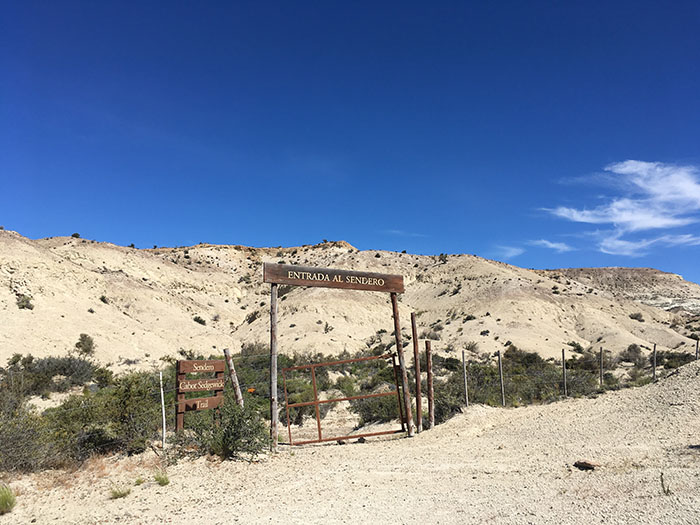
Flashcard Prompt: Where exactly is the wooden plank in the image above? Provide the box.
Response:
[391,292,414,437]
[177,377,226,392]
[270,283,279,452]
[426,341,434,430]
[462,349,469,408]
[411,312,422,432]
[175,362,185,431]
[177,360,225,374]
[263,262,404,293]
[177,395,224,412]
[223,349,244,407]
[498,350,505,407]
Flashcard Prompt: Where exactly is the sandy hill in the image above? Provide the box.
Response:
[1,230,698,372]
[8,358,700,523]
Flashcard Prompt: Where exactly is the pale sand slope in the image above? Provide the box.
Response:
[6,362,699,524]
[2,230,699,373]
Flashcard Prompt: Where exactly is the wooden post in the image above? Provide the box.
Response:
[652,343,657,381]
[599,346,604,389]
[159,371,166,449]
[175,361,185,431]
[561,348,567,397]
[462,349,469,408]
[696,339,698,361]
[411,312,422,433]
[391,292,414,437]
[497,350,505,407]
[223,348,244,407]
[426,340,434,430]
[270,283,279,452]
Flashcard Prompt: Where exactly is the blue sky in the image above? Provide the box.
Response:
[2,2,700,282]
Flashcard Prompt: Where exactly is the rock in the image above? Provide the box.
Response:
[573,460,599,471]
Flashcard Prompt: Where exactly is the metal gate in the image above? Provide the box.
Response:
[282,353,407,445]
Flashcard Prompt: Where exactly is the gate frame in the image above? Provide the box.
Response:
[263,262,415,451]
[282,353,407,445]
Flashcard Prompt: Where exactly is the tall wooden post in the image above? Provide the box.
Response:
[561,348,567,397]
[462,350,469,407]
[223,348,244,407]
[599,346,604,389]
[426,340,434,430]
[159,371,166,449]
[411,312,422,432]
[497,350,505,407]
[270,283,279,452]
[652,343,657,382]
[391,292,414,437]
[175,361,185,431]
[696,339,698,361]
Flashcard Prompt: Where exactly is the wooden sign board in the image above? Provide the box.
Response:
[175,359,226,430]
[263,263,404,293]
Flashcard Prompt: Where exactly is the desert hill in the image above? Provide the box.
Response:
[1,230,698,372]
[538,267,700,313]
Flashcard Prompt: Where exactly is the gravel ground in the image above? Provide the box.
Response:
[4,362,700,524]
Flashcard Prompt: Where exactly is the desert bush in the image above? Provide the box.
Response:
[0,404,53,471]
[176,392,268,460]
[75,333,95,356]
[0,353,96,398]
[110,486,131,499]
[620,344,645,367]
[629,312,645,322]
[0,484,16,515]
[655,351,694,369]
[351,392,399,426]
[193,316,206,325]
[154,469,169,486]
[71,233,81,238]
[16,294,34,310]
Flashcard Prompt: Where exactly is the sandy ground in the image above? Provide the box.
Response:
[4,362,699,524]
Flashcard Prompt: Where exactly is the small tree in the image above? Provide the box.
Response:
[71,233,80,238]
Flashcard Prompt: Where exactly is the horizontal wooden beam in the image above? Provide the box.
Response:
[263,263,404,293]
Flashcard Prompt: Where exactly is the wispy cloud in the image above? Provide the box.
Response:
[547,160,700,256]
[381,229,427,238]
[494,245,525,260]
[528,239,575,253]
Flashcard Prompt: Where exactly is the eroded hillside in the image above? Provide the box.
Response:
[1,230,698,372]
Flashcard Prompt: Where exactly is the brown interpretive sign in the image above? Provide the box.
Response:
[263,262,404,293]
[175,359,226,431]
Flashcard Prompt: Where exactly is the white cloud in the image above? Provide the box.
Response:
[529,239,575,253]
[548,160,700,256]
[494,245,525,259]
[381,229,427,238]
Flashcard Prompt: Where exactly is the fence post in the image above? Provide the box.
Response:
[159,371,166,450]
[562,348,567,397]
[599,346,604,389]
[270,283,279,452]
[652,343,657,382]
[223,348,244,407]
[426,340,434,429]
[497,350,505,407]
[696,339,698,361]
[391,293,414,437]
[411,312,422,433]
[462,350,469,408]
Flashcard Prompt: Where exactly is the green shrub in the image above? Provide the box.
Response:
[177,393,268,460]
[655,351,694,369]
[193,316,206,325]
[629,312,644,322]
[75,333,95,356]
[110,486,130,499]
[154,469,169,486]
[71,233,81,238]
[0,484,16,515]
[350,392,399,426]
[16,294,34,310]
